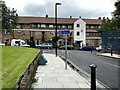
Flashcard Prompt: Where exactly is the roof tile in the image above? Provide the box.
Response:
[18,16,102,25]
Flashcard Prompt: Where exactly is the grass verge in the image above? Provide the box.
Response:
[2,46,39,88]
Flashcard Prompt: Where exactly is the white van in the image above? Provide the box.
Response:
[11,39,30,47]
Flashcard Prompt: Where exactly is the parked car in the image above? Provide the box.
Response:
[0,42,5,46]
[11,39,30,47]
[80,46,92,51]
[59,45,74,50]
[36,43,53,49]
[96,45,102,52]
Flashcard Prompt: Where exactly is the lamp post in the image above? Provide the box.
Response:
[55,3,61,57]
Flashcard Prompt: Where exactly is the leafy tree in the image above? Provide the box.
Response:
[99,17,113,33]
[112,1,120,29]
[1,0,18,34]
[99,1,120,33]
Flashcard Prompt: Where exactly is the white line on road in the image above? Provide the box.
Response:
[97,60,120,68]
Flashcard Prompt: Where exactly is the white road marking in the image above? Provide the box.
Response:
[97,59,120,68]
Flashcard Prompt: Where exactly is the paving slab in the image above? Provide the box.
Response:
[96,52,120,59]
[32,53,90,89]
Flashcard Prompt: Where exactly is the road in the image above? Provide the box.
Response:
[57,50,119,89]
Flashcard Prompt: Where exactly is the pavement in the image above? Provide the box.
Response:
[96,52,120,59]
[32,53,90,89]
[32,50,119,89]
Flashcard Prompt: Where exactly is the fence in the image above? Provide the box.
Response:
[102,30,120,52]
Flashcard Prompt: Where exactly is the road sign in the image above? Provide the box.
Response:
[58,30,70,69]
[58,30,70,35]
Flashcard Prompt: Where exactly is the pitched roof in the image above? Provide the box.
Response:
[83,19,102,25]
[18,16,102,25]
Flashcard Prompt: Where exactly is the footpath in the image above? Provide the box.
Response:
[31,50,120,89]
[32,53,90,89]
[96,52,120,59]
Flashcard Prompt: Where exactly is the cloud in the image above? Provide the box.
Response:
[19,0,115,18]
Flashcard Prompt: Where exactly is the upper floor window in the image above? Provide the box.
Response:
[49,25,54,28]
[62,25,66,28]
[68,25,72,28]
[77,24,80,27]
[41,24,46,28]
[91,26,94,29]
[77,32,80,36]
[16,25,21,29]
[86,25,89,29]
[31,24,36,28]
[37,24,40,28]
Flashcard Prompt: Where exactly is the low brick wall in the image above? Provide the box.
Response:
[14,50,42,90]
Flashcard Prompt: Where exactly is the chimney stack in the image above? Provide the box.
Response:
[46,14,48,18]
[79,16,81,18]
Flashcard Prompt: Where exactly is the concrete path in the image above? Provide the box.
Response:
[32,53,90,89]
[96,52,120,59]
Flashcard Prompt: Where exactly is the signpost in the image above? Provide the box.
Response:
[58,30,70,69]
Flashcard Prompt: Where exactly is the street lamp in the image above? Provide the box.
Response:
[55,3,61,57]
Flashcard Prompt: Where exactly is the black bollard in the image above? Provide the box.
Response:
[89,64,97,90]
[111,48,113,56]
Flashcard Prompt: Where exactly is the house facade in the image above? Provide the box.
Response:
[2,15,102,47]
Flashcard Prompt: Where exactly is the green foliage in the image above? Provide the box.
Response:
[112,1,120,29]
[51,36,60,44]
[99,1,120,33]
[1,0,18,33]
[99,17,114,33]
[2,46,39,88]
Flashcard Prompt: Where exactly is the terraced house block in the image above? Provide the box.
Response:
[2,15,102,47]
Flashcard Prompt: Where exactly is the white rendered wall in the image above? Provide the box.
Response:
[74,19,86,46]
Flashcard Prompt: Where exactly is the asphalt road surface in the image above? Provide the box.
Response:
[57,50,120,89]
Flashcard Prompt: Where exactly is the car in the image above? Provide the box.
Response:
[80,46,92,51]
[59,45,74,50]
[36,43,53,49]
[11,39,30,47]
[96,45,102,52]
[0,42,5,46]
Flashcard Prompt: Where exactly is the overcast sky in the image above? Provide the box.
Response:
[4,0,116,19]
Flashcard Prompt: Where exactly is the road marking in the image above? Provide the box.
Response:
[97,60,120,68]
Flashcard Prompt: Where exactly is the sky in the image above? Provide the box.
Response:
[4,0,116,19]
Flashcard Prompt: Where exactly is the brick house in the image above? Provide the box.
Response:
[2,15,102,47]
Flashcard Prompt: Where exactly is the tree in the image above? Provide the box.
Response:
[98,17,114,33]
[1,0,18,34]
[99,1,120,33]
[112,1,120,29]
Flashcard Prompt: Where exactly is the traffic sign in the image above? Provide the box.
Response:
[58,30,70,35]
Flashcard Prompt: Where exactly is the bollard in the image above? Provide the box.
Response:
[111,48,113,56]
[89,64,97,90]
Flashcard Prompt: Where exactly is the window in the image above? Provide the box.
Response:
[37,24,40,28]
[91,26,94,29]
[77,32,80,36]
[16,25,21,29]
[41,24,46,28]
[68,25,72,28]
[77,24,80,27]
[86,25,89,29]
[49,25,53,28]
[62,25,66,28]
